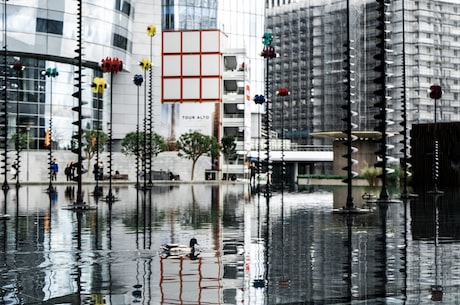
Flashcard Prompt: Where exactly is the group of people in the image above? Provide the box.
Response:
[11,159,59,180]
[64,161,90,181]
[10,159,108,181]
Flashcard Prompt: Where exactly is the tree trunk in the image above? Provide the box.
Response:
[191,160,196,180]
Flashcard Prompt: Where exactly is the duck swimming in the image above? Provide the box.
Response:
[161,238,200,259]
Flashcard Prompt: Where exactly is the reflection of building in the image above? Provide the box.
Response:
[411,122,460,188]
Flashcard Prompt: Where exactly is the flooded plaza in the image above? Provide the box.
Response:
[1,183,460,304]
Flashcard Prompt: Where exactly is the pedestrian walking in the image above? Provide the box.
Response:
[51,159,59,181]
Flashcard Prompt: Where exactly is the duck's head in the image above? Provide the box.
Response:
[189,238,198,248]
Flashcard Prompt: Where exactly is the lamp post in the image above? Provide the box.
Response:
[261,33,276,198]
[12,60,24,189]
[100,57,123,203]
[91,77,106,197]
[146,25,156,187]
[139,58,151,190]
[429,84,443,194]
[276,88,289,192]
[253,94,265,193]
[133,74,144,189]
[1,0,8,192]
[43,67,58,192]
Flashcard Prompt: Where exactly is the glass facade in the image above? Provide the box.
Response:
[161,0,265,97]
[0,56,103,149]
[0,1,133,149]
[0,0,264,151]
[162,0,218,30]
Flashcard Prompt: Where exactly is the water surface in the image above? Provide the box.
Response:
[0,184,459,304]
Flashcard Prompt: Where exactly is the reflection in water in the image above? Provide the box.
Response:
[2,185,460,304]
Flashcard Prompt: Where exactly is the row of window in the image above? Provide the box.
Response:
[36,12,131,51]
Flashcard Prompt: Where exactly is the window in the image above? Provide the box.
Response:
[116,0,133,16]
[113,33,128,50]
[224,56,237,71]
[224,127,243,141]
[224,80,237,93]
[36,18,63,35]
[223,103,244,118]
[224,80,244,95]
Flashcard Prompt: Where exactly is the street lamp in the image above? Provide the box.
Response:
[429,84,443,194]
[139,57,151,190]
[12,60,24,189]
[260,33,276,198]
[133,74,144,190]
[146,24,156,187]
[42,67,58,192]
[1,0,9,192]
[253,94,265,193]
[100,57,123,203]
[276,87,289,192]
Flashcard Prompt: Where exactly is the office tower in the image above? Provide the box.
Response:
[266,0,460,156]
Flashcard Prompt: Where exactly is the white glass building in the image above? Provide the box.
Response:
[0,0,265,151]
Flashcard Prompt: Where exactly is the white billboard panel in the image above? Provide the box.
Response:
[176,102,217,137]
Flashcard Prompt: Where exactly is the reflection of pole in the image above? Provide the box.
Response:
[431,194,443,301]
[253,194,265,288]
[345,215,353,302]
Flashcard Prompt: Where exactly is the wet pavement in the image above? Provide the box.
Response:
[1,183,460,304]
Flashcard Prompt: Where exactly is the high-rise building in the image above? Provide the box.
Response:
[266,0,460,159]
[159,0,265,178]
